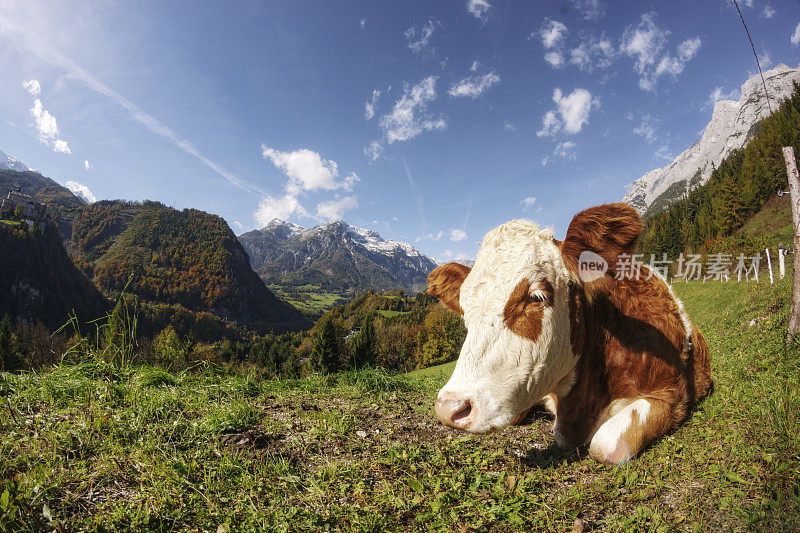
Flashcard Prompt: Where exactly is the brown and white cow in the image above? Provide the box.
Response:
[427,203,712,464]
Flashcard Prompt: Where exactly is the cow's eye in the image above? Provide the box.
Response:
[529,290,547,303]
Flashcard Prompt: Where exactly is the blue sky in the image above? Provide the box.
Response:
[1,0,799,261]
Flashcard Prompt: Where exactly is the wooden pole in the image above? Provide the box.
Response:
[784,146,800,343]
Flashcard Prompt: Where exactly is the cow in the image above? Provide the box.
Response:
[426,203,712,464]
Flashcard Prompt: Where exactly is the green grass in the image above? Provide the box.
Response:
[376,310,410,318]
[2,277,800,530]
[268,284,351,315]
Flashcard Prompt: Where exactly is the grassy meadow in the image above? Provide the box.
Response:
[1,275,800,531]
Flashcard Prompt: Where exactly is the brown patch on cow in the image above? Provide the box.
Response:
[560,203,642,296]
[502,279,553,341]
[427,262,471,314]
[556,264,712,459]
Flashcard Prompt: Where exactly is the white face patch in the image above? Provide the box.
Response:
[437,220,576,433]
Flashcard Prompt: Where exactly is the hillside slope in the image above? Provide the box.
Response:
[0,169,86,239]
[0,221,108,329]
[239,219,438,293]
[624,63,800,215]
[638,82,800,258]
[71,201,308,332]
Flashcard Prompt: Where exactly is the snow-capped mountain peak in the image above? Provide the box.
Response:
[238,219,438,293]
[0,149,29,172]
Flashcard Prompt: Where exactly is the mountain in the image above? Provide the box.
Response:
[0,168,87,239]
[0,221,109,330]
[623,63,800,217]
[238,219,439,293]
[70,201,309,333]
[0,149,29,172]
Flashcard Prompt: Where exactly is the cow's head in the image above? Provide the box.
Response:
[427,203,641,433]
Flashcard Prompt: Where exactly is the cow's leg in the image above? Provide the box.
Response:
[588,397,674,464]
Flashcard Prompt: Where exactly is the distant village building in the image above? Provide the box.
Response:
[1,190,47,227]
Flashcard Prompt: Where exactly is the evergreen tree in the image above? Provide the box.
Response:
[349,313,376,369]
[310,316,340,374]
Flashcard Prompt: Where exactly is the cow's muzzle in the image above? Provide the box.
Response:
[434,392,475,430]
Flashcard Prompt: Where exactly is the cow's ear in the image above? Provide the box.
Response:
[560,203,642,291]
[427,262,471,315]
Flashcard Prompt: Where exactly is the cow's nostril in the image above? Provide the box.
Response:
[452,400,472,422]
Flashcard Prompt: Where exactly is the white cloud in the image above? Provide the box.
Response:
[761,5,775,18]
[470,60,479,72]
[28,94,71,154]
[23,79,40,96]
[405,19,437,53]
[655,145,673,161]
[379,76,446,144]
[541,156,549,166]
[522,197,536,209]
[792,23,800,45]
[621,13,700,91]
[254,194,308,226]
[448,72,500,99]
[707,86,739,107]
[544,51,565,68]
[621,13,668,79]
[569,36,615,72]
[232,221,243,232]
[360,18,366,30]
[363,140,383,161]
[84,159,91,170]
[65,181,96,203]
[416,230,444,243]
[539,19,567,49]
[570,0,606,21]
[364,88,381,120]
[316,195,358,221]
[740,0,753,7]
[450,229,467,242]
[504,123,516,132]
[537,88,596,137]
[633,114,656,143]
[554,140,577,159]
[52,139,71,153]
[467,0,491,20]
[262,146,357,194]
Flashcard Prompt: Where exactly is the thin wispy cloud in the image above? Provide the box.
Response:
[792,23,800,46]
[449,229,467,242]
[707,86,739,107]
[364,89,381,120]
[0,16,262,195]
[380,76,445,144]
[448,72,500,99]
[466,0,492,20]
[521,197,536,210]
[405,19,437,53]
[633,114,656,143]
[570,0,606,21]
[621,13,701,91]
[554,140,577,160]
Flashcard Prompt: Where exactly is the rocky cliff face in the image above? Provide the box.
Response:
[238,219,438,293]
[623,63,800,216]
